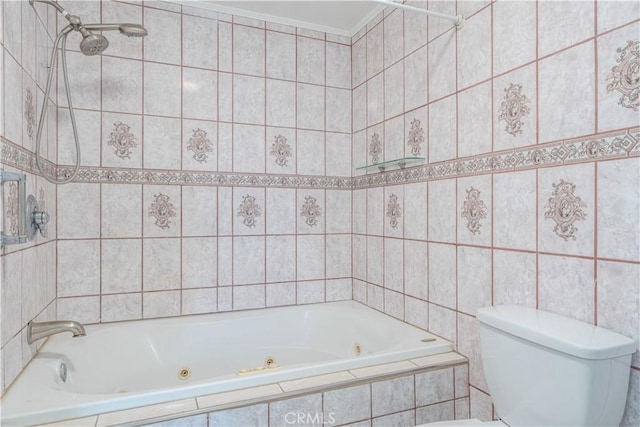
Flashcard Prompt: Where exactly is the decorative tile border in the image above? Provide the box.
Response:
[2,128,638,190]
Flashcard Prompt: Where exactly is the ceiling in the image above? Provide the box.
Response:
[170,1,385,36]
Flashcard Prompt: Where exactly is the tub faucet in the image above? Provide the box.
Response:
[27,320,86,344]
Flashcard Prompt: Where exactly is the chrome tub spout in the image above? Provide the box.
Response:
[27,320,86,344]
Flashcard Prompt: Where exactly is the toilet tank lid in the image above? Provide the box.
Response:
[477,305,636,360]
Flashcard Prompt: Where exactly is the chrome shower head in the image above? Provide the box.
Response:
[79,32,109,56]
[118,24,148,38]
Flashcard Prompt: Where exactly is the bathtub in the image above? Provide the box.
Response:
[1,301,453,425]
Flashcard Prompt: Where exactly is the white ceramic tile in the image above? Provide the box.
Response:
[384,288,404,320]
[428,243,456,309]
[279,371,355,392]
[458,313,488,393]
[183,68,217,121]
[429,303,457,346]
[143,238,180,291]
[298,280,324,305]
[384,237,403,292]
[457,246,491,317]
[233,284,266,310]
[367,283,384,312]
[270,394,323,426]
[233,74,264,125]
[326,42,351,89]
[538,163,595,257]
[385,61,404,120]
[234,187,265,235]
[102,293,142,322]
[143,116,181,170]
[2,53,22,145]
[1,252,22,347]
[539,254,595,323]
[102,57,142,114]
[538,42,595,143]
[57,239,100,297]
[404,239,428,299]
[182,185,217,236]
[405,296,429,330]
[455,364,470,399]
[404,1,428,54]
[297,130,325,176]
[427,179,455,243]
[326,278,351,302]
[429,95,457,163]
[218,22,233,72]
[324,384,371,425]
[353,235,367,281]
[143,185,181,237]
[327,235,351,278]
[325,190,351,233]
[416,367,454,406]
[297,83,325,130]
[298,36,325,85]
[266,127,296,174]
[143,290,180,319]
[297,235,325,281]
[416,401,454,424]
[352,36,366,88]
[597,0,640,34]
[218,73,233,123]
[266,282,296,307]
[371,375,415,417]
[182,14,217,69]
[266,79,296,128]
[469,387,493,422]
[182,237,217,288]
[143,414,208,427]
[101,184,141,238]
[373,409,415,427]
[143,7,181,64]
[265,188,296,234]
[297,189,325,233]
[492,0,536,76]
[493,250,536,308]
[457,82,492,157]
[598,159,640,262]
[458,175,492,247]
[384,116,404,162]
[266,236,296,283]
[493,63,537,151]
[181,288,217,316]
[411,352,467,369]
[233,124,266,173]
[57,51,100,111]
[266,31,296,81]
[58,109,100,167]
[404,182,428,241]
[367,236,384,286]
[457,7,491,90]
[353,85,367,133]
[57,296,100,324]
[326,87,351,133]
[102,239,142,294]
[36,416,99,427]
[97,399,196,426]
[3,334,23,392]
[493,170,536,251]
[143,62,181,117]
[233,24,265,76]
[367,187,384,235]
[209,404,268,427]
[57,184,100,238]
[350,361,416,379]
[102,112,142,168]
[538,1,594,57]
[404,46,428,111]
[367,22,384,78]
[367,74,384,127]
[233,237,265,285]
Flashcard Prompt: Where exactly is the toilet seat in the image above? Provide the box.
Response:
[416,419,507,426]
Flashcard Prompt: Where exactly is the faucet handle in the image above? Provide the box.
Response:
[26,194,49,240]
[33,210,49,238]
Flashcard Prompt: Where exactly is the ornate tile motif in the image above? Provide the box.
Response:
[24,89,36,139]
[38,187,46,211]
[300,196,322,227]
[369,133,382,164]
[6,182,19,235]
[544,180,587,241]
[498,84,531,136]
[386,194,401,229]
[148,193,176,230]
[460,187,487,235]
[108,122,137,160]
[237,194,261,228]
[187,128,214,163]
[270,135,292,167]
[606,40,640,111]
[407,119,425,156]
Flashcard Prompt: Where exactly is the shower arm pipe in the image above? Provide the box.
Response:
[29,0,66,15]
[371,0,465,28]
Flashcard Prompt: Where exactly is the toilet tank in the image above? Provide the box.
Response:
[477,306,636,427]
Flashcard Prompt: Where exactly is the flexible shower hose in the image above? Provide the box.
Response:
[35,24,81,184]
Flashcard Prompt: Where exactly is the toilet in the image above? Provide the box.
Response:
[420,305,636,426]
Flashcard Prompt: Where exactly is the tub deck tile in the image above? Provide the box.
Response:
[197,383,283,409]
[349,360,417,379]
[410,352,468,368]
[279,371,356,392]
[96,399,197,426]
[35,416,98,427]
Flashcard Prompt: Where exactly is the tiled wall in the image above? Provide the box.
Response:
[53,0,353,324]
[144,366,468,427]
[1,0,59,392]
[350,0,639,424]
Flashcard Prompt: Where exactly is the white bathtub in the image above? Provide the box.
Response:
[1,301,452,425]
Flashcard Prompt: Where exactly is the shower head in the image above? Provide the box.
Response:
[118,24,148,38]
[79,32,109,56]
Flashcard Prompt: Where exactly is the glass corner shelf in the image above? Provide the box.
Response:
[356,156,425,172]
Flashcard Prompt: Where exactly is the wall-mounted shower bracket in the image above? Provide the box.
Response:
[1,171,28,246]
